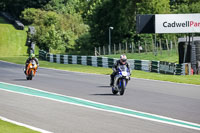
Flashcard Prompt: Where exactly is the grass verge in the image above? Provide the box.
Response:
[0,17,28,57]
[104,50,179,63]
[0,119,39,133]
[0,56,200,85]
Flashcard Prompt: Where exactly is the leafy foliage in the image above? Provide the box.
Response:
[21,8,89,53]
[2,0,200,55]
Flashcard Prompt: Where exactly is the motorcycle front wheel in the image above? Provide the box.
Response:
[120,79,126,95]
[30,70,33,80]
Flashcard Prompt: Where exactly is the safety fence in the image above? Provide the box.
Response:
[39,50,191,75]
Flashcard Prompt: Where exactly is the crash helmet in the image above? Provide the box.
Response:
[120,54,127,64]
[30,53,35,59]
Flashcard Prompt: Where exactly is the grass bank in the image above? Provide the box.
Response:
[0,119,39,133]
[104,50,179,63]
[0,56,200,85]
[0,17,28,57]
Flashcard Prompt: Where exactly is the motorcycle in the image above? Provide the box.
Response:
[25,60,38,80]
[112,65,131,95]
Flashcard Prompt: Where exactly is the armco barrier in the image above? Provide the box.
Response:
[151,61,160,73]
[160,61,176,75]
[39,50,191,75]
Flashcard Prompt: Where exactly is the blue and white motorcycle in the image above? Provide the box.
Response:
[112,65,131,95]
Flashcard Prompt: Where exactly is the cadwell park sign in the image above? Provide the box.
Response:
[136,14,200,75]
[156,14,200,33]
[136,14,200,34]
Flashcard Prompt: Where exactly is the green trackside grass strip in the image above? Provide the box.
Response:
[0,82,200,131]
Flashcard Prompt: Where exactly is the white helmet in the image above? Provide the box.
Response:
[120,54,127,64]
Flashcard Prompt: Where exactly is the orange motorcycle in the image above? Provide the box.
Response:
[26,60,38,80]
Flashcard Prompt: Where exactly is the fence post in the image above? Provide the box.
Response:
[95,47,97,56]
[174,36,178,55]
[145,40,147,54]
[103,46,105,55]
[154,34,157,56]
[166,39,170,56]
[138,41,140,54]
[126,42,128,53]
[119,43,121,54]
[98,46,101,55]
[159,39,162,55]
[132,42,135,53]
[152,38,154,55]
[114,43,116,54]
[170,40,173,51]
[132,42,134,53]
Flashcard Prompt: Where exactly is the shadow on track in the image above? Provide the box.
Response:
[90,86,119,96]
[97,86,111,88]
[13,79,27,81]
[90,93,119,96]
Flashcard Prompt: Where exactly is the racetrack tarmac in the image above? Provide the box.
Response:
[0,61,200,133]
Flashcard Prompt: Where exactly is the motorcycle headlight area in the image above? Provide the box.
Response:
[30,65,35,69]
[122,71,127,76]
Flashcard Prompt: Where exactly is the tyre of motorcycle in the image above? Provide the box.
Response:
[30,70,33,80]
[112,87,118,95]
[119,79,126,95]
[26,70,29,80]
[26,69,33,80]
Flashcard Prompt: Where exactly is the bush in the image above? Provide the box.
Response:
[20,8,39,25]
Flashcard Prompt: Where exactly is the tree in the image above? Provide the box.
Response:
[137,0,170,14]
[171,0,200,13]
[2,0,51,17]
[21,8,89,53]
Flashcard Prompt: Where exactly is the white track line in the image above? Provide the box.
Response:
[0,116,52,133]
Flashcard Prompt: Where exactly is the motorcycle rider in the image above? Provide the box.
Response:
[110,54,131,86]
[24,53,39,74]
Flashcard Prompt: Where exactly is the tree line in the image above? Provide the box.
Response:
[1,0,200,55]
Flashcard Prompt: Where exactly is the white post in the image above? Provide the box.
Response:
[103,46,105,55]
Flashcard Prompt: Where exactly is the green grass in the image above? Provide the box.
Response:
[0,56,200,85]
[0,119,40,133]
[104,50,179,63]
[0,17,28,57]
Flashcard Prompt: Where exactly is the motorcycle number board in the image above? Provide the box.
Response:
[155,14,200,33]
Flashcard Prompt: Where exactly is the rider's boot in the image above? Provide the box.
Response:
[110,77,114,86]
[24,69,26,75]
[24,67,27,75]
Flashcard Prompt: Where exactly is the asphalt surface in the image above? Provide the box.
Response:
[0,61,200,133]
